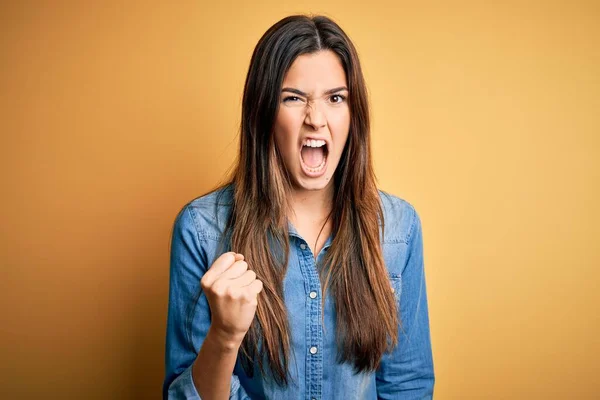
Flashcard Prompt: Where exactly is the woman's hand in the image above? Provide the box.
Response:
[200,252,263,348]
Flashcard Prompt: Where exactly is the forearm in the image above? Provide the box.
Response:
[192,327,243,400]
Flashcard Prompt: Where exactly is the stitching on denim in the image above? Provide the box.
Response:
[187,205,222,242]
[198,230,221,241]
[184,205,204,247]
[379,189,414,244]
[405,205,418,245]
[383,237,409,244]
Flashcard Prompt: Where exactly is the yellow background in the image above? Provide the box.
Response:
[1,1,599,399]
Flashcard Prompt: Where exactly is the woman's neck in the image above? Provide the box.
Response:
[288,185,334,257]
[289,185,334,226]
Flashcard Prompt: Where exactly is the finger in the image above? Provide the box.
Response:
[202,252,236,287]
[246,279,263,296]
[233,253,244,261]
[218,260,248,281]
[230,270,257,287]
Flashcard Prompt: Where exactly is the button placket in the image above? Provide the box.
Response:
[294,236,323,399]
[305,245,323,399]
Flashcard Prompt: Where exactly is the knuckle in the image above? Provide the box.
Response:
[242,291,255,303]
[225,286,240,300]
[218,252,234,265]
[211,281,225,296]
[224,253,236,264]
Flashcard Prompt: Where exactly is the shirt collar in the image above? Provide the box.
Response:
[287,220,333,250]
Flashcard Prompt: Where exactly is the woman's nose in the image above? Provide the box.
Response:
[304,101,326,130]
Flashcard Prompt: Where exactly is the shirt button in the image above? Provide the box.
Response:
[309,291,317,299]
[309,346,318,354]
[300,243,307,250]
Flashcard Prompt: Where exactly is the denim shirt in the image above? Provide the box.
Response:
[163,186,435,399]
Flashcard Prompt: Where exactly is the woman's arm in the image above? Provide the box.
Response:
[193,250,262,399]
[191,326,243,399]
[164,205,257,400]
[376,208,435,399]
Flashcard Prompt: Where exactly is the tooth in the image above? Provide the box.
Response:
[311,140,316,147]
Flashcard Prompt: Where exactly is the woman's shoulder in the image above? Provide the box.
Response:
[377,189,422,245]
[186,184,234,212]
[174,184,234,242]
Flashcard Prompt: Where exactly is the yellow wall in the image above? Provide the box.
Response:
[1,1,598,398]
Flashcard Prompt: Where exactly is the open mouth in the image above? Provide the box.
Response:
[300,138,328,175]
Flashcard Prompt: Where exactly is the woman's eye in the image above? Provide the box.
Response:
[330,94,346,104]
[283,96,302,103]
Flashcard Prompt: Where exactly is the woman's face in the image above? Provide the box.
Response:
[273,50,350,193]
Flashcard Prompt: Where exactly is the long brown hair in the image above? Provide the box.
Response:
[223,14,399,385]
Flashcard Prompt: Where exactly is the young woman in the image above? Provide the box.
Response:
[163,15,434,400]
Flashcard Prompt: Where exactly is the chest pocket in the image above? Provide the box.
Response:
[383,241,407,312]
[389,273,402,304]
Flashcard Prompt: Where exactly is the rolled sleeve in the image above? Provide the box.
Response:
[167,364,247,400]
[167,364,200,400]
[376,209,435,399]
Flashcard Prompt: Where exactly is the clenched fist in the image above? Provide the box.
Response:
[201,252,263,346]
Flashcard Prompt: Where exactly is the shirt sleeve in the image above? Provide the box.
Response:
[376,209,435,399]
[163,204,250,400]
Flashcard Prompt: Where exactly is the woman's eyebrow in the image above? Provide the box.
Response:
[281,86,349,96]
[323,86,348,95]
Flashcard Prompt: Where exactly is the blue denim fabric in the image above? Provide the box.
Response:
[163,185,434,399]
